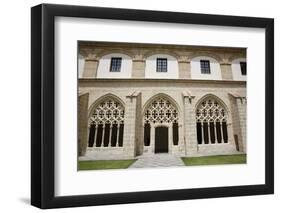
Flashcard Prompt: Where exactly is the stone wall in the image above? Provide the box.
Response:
[79,79,246,159]
[237,97,247,152]
[78,92,89,156]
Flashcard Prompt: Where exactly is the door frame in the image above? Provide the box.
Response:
[154,126,169,153]
[150,123,173,154]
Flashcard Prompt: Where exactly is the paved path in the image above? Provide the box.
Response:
[129,154,185,168]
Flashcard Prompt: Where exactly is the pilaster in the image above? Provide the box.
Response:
[220,63,233,80]
[182,91,197,155]
[123,91,141,158]
[82,53,99,78]
[228,93,247,152]
[78,92,89,156]
[132,54,145,78]
[236,97,247,152]
[178,56,191,79]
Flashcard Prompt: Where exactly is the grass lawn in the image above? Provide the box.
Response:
[182,154,246,166]
[78,159,137,170]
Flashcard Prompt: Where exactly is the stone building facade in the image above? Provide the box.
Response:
[78,42,246,160]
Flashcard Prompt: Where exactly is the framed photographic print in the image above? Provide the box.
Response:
[31,4,274,209]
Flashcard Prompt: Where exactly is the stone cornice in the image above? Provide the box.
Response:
[79,78,246,86]
[79,41,246,55]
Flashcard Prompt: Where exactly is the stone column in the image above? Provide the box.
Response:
[93,125,98,147]
[150,123,155,154]
[123,91,141,158]
[78,92,89,156]
[220,63,233,80]
[220,121,225,142]
[116,124,120,146]
[182,92,197,156]
[214,122,218,143]
[82,53,99,78]
[108,125,112,147]
[132,55,145,78]
[101,124,105,147]
[178,56,191,79]
[168,123,173,154]
[237,97,247,152]
[208,123,211,144]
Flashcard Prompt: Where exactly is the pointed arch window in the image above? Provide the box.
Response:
[88,97,125,147]
[196,98,228,144]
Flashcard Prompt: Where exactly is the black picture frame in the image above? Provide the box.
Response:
[31,3,274,209]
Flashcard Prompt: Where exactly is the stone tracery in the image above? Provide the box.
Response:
[88,97,125,147]
[196,97,228,144]
[144,97,178,124]
[143,96,179,148]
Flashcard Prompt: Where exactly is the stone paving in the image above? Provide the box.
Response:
[129,153,185,168]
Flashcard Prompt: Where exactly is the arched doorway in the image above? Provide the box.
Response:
[143,95,179,154]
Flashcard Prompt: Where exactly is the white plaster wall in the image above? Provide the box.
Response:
[145,54,179,79]
[96,53,132,78]
[191,56,222,80]
[231,58,247,81]
[78,54,85,78]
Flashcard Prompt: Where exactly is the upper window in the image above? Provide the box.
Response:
[240,62,247,75]
[110,57,122,72]
[156,58,168,72]
[230,58,246,81]
[200,60,211,74]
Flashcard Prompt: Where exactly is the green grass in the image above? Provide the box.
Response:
[78,159,137,170]
[181,154,246,166]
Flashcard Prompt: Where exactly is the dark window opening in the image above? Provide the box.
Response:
[216,122,222,143]
[103,124,110,147]
[144,123,151,146]
[156,58,168,72]
[196,122,202,144]
[200,60,211,74]
[209,122,216,144]
[203,122,209,144]
[88,124,96,147]
[173,123,179,145]
[95,124,104,147]
[240,62,247,75]
[222,121,228,143]
[110,57,122,72]
[118,124,124,146]
[111,124,118,147]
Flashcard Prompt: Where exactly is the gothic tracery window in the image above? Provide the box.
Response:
[88,97,125,147]
[144,97,178,124]
[196,98,228,144]
[143,96,179,146]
